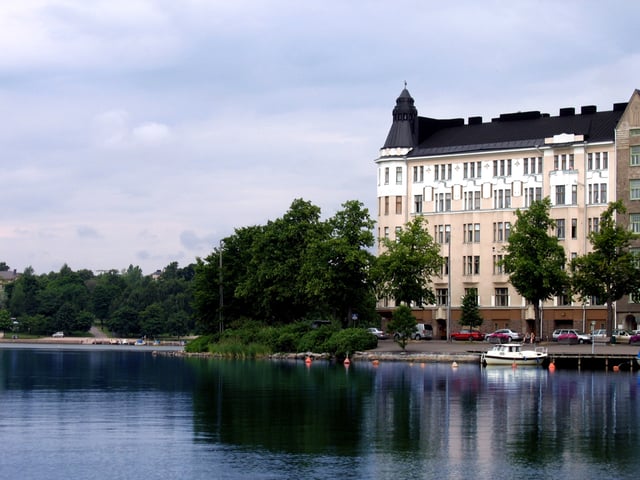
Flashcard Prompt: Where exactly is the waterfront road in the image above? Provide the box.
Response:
[370,338,640,356]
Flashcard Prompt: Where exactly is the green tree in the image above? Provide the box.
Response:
[374,216,443,306]
[571,201,640,335]
[236,198,324,323]
[500,198,569,338]
[460,289,483,330]
[0,309,12,332]
[140,303,165,338]
[303,200,377,326]
[387,305,417,351]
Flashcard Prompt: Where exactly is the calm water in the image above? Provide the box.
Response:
[1,345,639,480]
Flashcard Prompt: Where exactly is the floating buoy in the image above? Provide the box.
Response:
[420,363,426,369]
[371,359,379,367]
[512,361,518,369]
[549,362,556,372]
[343,358,351,366]
[451,361,458,369]
[305,356,312,365]
[613,365,620,372]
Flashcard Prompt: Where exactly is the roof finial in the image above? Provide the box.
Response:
[404,80,407,88]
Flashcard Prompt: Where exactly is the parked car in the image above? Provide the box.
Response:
[629,333,640,345]
[393,323,433,341]
[557,331,579,344]
[611,329,633,344]
[592,329,609,342]
[485,329,522,343]
[451,329,485,341]
[552,329,591,344]
[367,328,389,340]
[52,331,64,338]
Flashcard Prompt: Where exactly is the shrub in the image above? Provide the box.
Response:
[185,334,216,353]
[324,328,377,358]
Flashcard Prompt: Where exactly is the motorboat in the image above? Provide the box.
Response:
[481,343,548,367]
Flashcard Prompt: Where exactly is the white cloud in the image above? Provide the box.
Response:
[0,0,639,274]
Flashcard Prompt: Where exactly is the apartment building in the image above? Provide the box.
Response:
[376,87,640,340]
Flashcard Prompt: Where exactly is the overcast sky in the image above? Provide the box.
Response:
[1,0,639,275]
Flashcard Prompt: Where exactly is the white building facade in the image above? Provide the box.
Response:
[375,88,634,340]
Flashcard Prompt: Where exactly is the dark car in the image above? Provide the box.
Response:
[557,331,579,344]
[451,329,485,341]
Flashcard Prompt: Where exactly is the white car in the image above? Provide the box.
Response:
[485,329,523,343]
[52,331,64,338]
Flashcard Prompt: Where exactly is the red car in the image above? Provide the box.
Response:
[451,329,485,341]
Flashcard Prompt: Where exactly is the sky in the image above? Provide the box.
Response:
[2,0,640,275]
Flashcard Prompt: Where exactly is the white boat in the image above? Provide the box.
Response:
[481,343,548,366]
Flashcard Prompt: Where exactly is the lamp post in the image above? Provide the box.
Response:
[219,239,224,334]
[446,225,451,342]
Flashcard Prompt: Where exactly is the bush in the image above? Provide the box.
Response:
[298,324,338,353]
[185,334,216,353]
[324,328,377,358]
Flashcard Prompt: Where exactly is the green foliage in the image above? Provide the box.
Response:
[387,305,417,350]
[297,324,339,353]
[323,328,377,358]
[571,201,640,334]
[185,334,217,353]
[460,289,483,330]
[0,309,12,331]
[374,216,443,307]
[501,198,569,329]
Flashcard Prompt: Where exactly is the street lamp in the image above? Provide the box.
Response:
[446,225,451,342]
[219,239,224,334]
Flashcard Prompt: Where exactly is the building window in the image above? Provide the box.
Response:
[495,288,509,307]
[434,164,452,181]
[384,167,389,185]
[493,222,511,242]
[588,217,600,233]
[395,196,402,215]
[630,214,640,234]
[632,146,640,167]
[588,152,608,170]
[384,226,389,238]
[435,192,451,212]
[395,167,402,185]
[463,190,481,210]
[395,226,402,241]
[384,196,389,215]
[463,256,480,275]
[554,154,574,170]
[414,195,423,213]
[463,161,482,179]
[523,157,543,175]
[493,255,504,274]
[463,223,481,243]
[555,185,566,205]
[571,218,578,239]
[571,184,578,204]
[631,180,640,200]
[436,288,448,306]
[556,219,565,239]
[524,187,542,207]
[588,183,607,204]
[493,159,512,177]
[493,188,511,209]
[413,166,424,183]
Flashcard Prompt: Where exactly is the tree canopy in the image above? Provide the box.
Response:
[571,201,640,335]
[500,198,569,336]
[373,216,443,307]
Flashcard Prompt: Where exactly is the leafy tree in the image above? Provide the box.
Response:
[387,305,417,351]
[236,198,324,323]
[0,309,12,332]
[571,201,640,335]
[0,262,9,271]
[460,289,483,330]
[303,200,377,326]
[374,216,443,306]
[140,303,165,337]
[500,198,569,338]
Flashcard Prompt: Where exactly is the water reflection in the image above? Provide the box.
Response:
[2,347,640,479]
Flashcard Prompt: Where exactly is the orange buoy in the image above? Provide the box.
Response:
[548,362,556,372]
[343,358,351,366]
[512,362,518,369]
[613,365,620,372]
[371,359,379,367]
[305,356,312,365]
